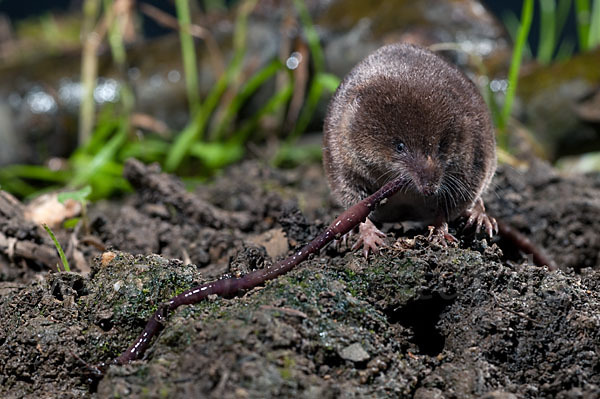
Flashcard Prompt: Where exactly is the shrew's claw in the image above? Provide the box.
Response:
[352,218,387,258]
[427,223,457,247]
[464,197,498,237]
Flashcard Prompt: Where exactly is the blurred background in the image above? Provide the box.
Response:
[0,0,599,200]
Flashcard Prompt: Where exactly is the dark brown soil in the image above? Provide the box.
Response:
[1,158,599,398]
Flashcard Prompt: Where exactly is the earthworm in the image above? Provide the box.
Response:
[113,176,408,365]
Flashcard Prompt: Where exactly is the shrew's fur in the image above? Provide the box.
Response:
[323,43,496,226]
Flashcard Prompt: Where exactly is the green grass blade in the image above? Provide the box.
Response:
[104,0,126,66]
[502,10,533,59]
[189,141,244,169]
[289,77,324,142]
[78,117,120,155]
[211,0,258,123]
[210,59,284,141]
[165,119,203,172]
[0,165,70,182]
[203,0,226,12]
[0,175,38,197]
[78,0,101,145]
[287,0,333,142]
[555,37,576,61]
[553,0,576,62]
[43,224,71,272]
[293,0,324,73]
[165,73,228,171]
[104,0,134,113]
[538,0,556,64]
[589,0,600,47]
[165,0,257,171]
[71,120,128,187]
[87,165,130,199]
[233,82,294,144]
[483,82,502,128]
[273,143,323,167]
[176,0,200,113]
[40,13,62,50]
[499,0,534,137]
[121,138,171,161]
[576,0,592,49]
[288,72,340,144]
[556,0,573,38]
[57,186,92,204]
[229,0,258,81]
[0,164,70,198]
[316,72,341,92]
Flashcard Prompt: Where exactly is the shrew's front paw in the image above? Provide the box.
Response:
[351,218,387,258]
[464,197,498,237]
[427,223,458,247]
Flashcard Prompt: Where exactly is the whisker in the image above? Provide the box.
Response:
[445,173,474,203]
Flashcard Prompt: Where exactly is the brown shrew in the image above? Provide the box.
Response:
[324,43,497,255]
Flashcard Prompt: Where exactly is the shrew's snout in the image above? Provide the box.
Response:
[411,155,441,196]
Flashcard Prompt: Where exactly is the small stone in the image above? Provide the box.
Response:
[481,391,518,399]
[414,387,444,399]
[101,251,116,267]
[339,343,370,363]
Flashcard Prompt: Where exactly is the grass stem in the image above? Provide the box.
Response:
[538,0,556,64]
[175,0,200,113]
[79,0,102,145]
[43,224,71,272]
[589,0,600,47]
[576,0,591,49]
[499,0,534,140]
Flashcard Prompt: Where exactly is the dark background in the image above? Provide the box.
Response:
[0,0,582,53]
[483,0,580,53]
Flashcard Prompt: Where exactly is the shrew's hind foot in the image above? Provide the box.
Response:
[333,229,353,252]
[464,197,498,237]
[427,223,458,247]
[352,218,387,258]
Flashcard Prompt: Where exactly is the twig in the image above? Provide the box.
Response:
[0,231,59,272]
[123,158,252,230]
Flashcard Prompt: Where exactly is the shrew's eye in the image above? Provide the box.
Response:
[396,141,406,153]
